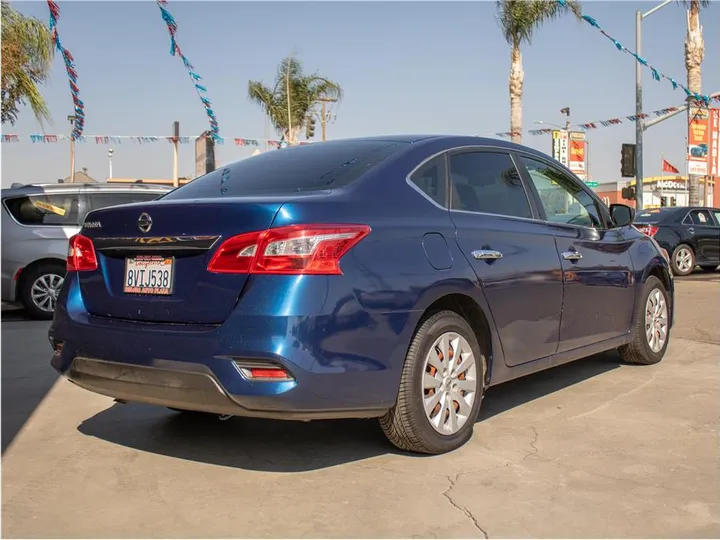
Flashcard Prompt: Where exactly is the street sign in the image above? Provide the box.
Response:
[585,181,599,188]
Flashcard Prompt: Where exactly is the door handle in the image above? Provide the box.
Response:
[472,249,503,261]
[562,251,583,261]
[688,227,695,234]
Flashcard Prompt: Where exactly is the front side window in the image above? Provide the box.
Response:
[448,151,532,219]
[520,156,603,228]
[410,155,446,207]
[4,194,83,226]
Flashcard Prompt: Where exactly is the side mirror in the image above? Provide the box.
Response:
[610,203,635,227]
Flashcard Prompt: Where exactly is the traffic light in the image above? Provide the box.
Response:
[305,116,316,139]
[671,197,677,206]
[660,197,667,207]
[621,144,636,177]
[621,186,636,201]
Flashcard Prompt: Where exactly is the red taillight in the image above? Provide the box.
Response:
[636,224,659,237]
[67,234,98,272]
[207,224,371,275]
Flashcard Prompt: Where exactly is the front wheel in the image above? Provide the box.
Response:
[618,276,670,365]
[380,310,486,455]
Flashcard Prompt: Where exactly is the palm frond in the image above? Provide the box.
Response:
[496,0,581,46]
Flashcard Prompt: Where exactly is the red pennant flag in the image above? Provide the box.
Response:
[662,159,679,174]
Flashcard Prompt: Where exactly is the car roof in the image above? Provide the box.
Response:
[1,182,172,198]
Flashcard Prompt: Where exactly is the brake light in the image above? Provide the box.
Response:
[67,234,98,271]
[635,224,659,237]
[207,224,371,275]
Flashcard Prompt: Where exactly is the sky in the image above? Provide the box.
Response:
[1,0,719,188]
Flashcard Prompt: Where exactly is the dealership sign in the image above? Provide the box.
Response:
[568,131,587,180]
[687,107,719,176]
[552,130,569,167]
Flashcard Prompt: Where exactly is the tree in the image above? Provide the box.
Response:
[679,0,710,206]
[496,0,581,144]
[1,1,54,126]
[248,56,342,144]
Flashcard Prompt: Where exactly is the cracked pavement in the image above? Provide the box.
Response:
[2,278,719,538]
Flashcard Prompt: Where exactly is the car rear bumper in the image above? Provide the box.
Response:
[50,273,419,419]
[64,357,386,420]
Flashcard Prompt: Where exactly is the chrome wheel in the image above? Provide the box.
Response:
[644,289,668,353]
[422,332,478,435]
[30,273,64,313]
[674,247,694,274]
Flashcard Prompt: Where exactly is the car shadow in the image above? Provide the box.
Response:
[77,350,622,472]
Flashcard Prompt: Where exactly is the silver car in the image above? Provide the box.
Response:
[2,182,171,319]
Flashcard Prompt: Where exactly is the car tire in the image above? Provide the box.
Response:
[670,244,695,276]
[379,310,486,455]
[699,265,718,272]
[618,276,670,366]
[19,261,67,320]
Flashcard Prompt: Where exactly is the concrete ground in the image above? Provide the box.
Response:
[2,273,719,538]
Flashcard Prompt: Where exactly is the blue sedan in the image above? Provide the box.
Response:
[49,135,673,454]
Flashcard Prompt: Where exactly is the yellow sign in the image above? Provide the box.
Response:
[32,200,66,216]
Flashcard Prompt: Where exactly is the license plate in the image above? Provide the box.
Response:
[123,255,174,295]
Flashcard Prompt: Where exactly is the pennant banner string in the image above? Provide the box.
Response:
[47,0,84,139]
[156,0,220,140]
[0,134,316,148]
[556,0,711,105]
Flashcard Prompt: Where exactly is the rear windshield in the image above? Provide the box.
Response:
[163,139,409,200]
[634,208,674,223]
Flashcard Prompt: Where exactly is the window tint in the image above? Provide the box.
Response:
[521,157,603,228]
[4,194,83,226]
[449,152,532,218]
[88,192,163,211]
[163,140,409,199]
[410,155,446,207]
[687,209,715,226]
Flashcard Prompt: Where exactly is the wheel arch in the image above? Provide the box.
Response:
[16,257,67,299]
[412,292,499,385]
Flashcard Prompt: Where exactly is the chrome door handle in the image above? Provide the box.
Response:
[562,251,583,261]
[688,227,695,234]
[472,250,503,260]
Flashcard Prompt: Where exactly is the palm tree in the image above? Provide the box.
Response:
[680,0,710,206]
[496,0,581,144]
[1,1,54,126]
[248,56,342,144]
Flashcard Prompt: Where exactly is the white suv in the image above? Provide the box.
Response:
[2,182,171,319]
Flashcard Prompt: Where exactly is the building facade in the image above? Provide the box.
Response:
[595,175,718,209]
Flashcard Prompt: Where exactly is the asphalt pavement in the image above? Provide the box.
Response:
[2,272,719,538]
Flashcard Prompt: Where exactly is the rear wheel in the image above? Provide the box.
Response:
[380,310,486,454]
[19,262,66,320]
[671,244,695,276]
[618,276,670,365]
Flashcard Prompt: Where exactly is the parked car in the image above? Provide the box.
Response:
[2,182,171,319]
[634,206,720,276]
[49,136,674,454]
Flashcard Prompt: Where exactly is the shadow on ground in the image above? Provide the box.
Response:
[77,350,623,472]
[1,310,56,454]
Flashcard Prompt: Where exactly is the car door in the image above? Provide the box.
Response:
[516,154,636,353]
[683,208,720,263]
[448,148,564,367]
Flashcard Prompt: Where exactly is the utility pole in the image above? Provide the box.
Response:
[318,97,337,141]
[635,0,672,211]
[172,121,179,187]
[108,148,114,180]
[67,115,76,183]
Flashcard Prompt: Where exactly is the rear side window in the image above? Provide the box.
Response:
[4,194,84,226]
[88,192,163,211]
[685,209,715,225]
[449,151,532,219]
[163,140,409,199]
[410,155,446,207]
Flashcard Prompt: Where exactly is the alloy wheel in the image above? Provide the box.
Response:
[674,247,694,274]
[644,288,668,353]
[30,273,64,313]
